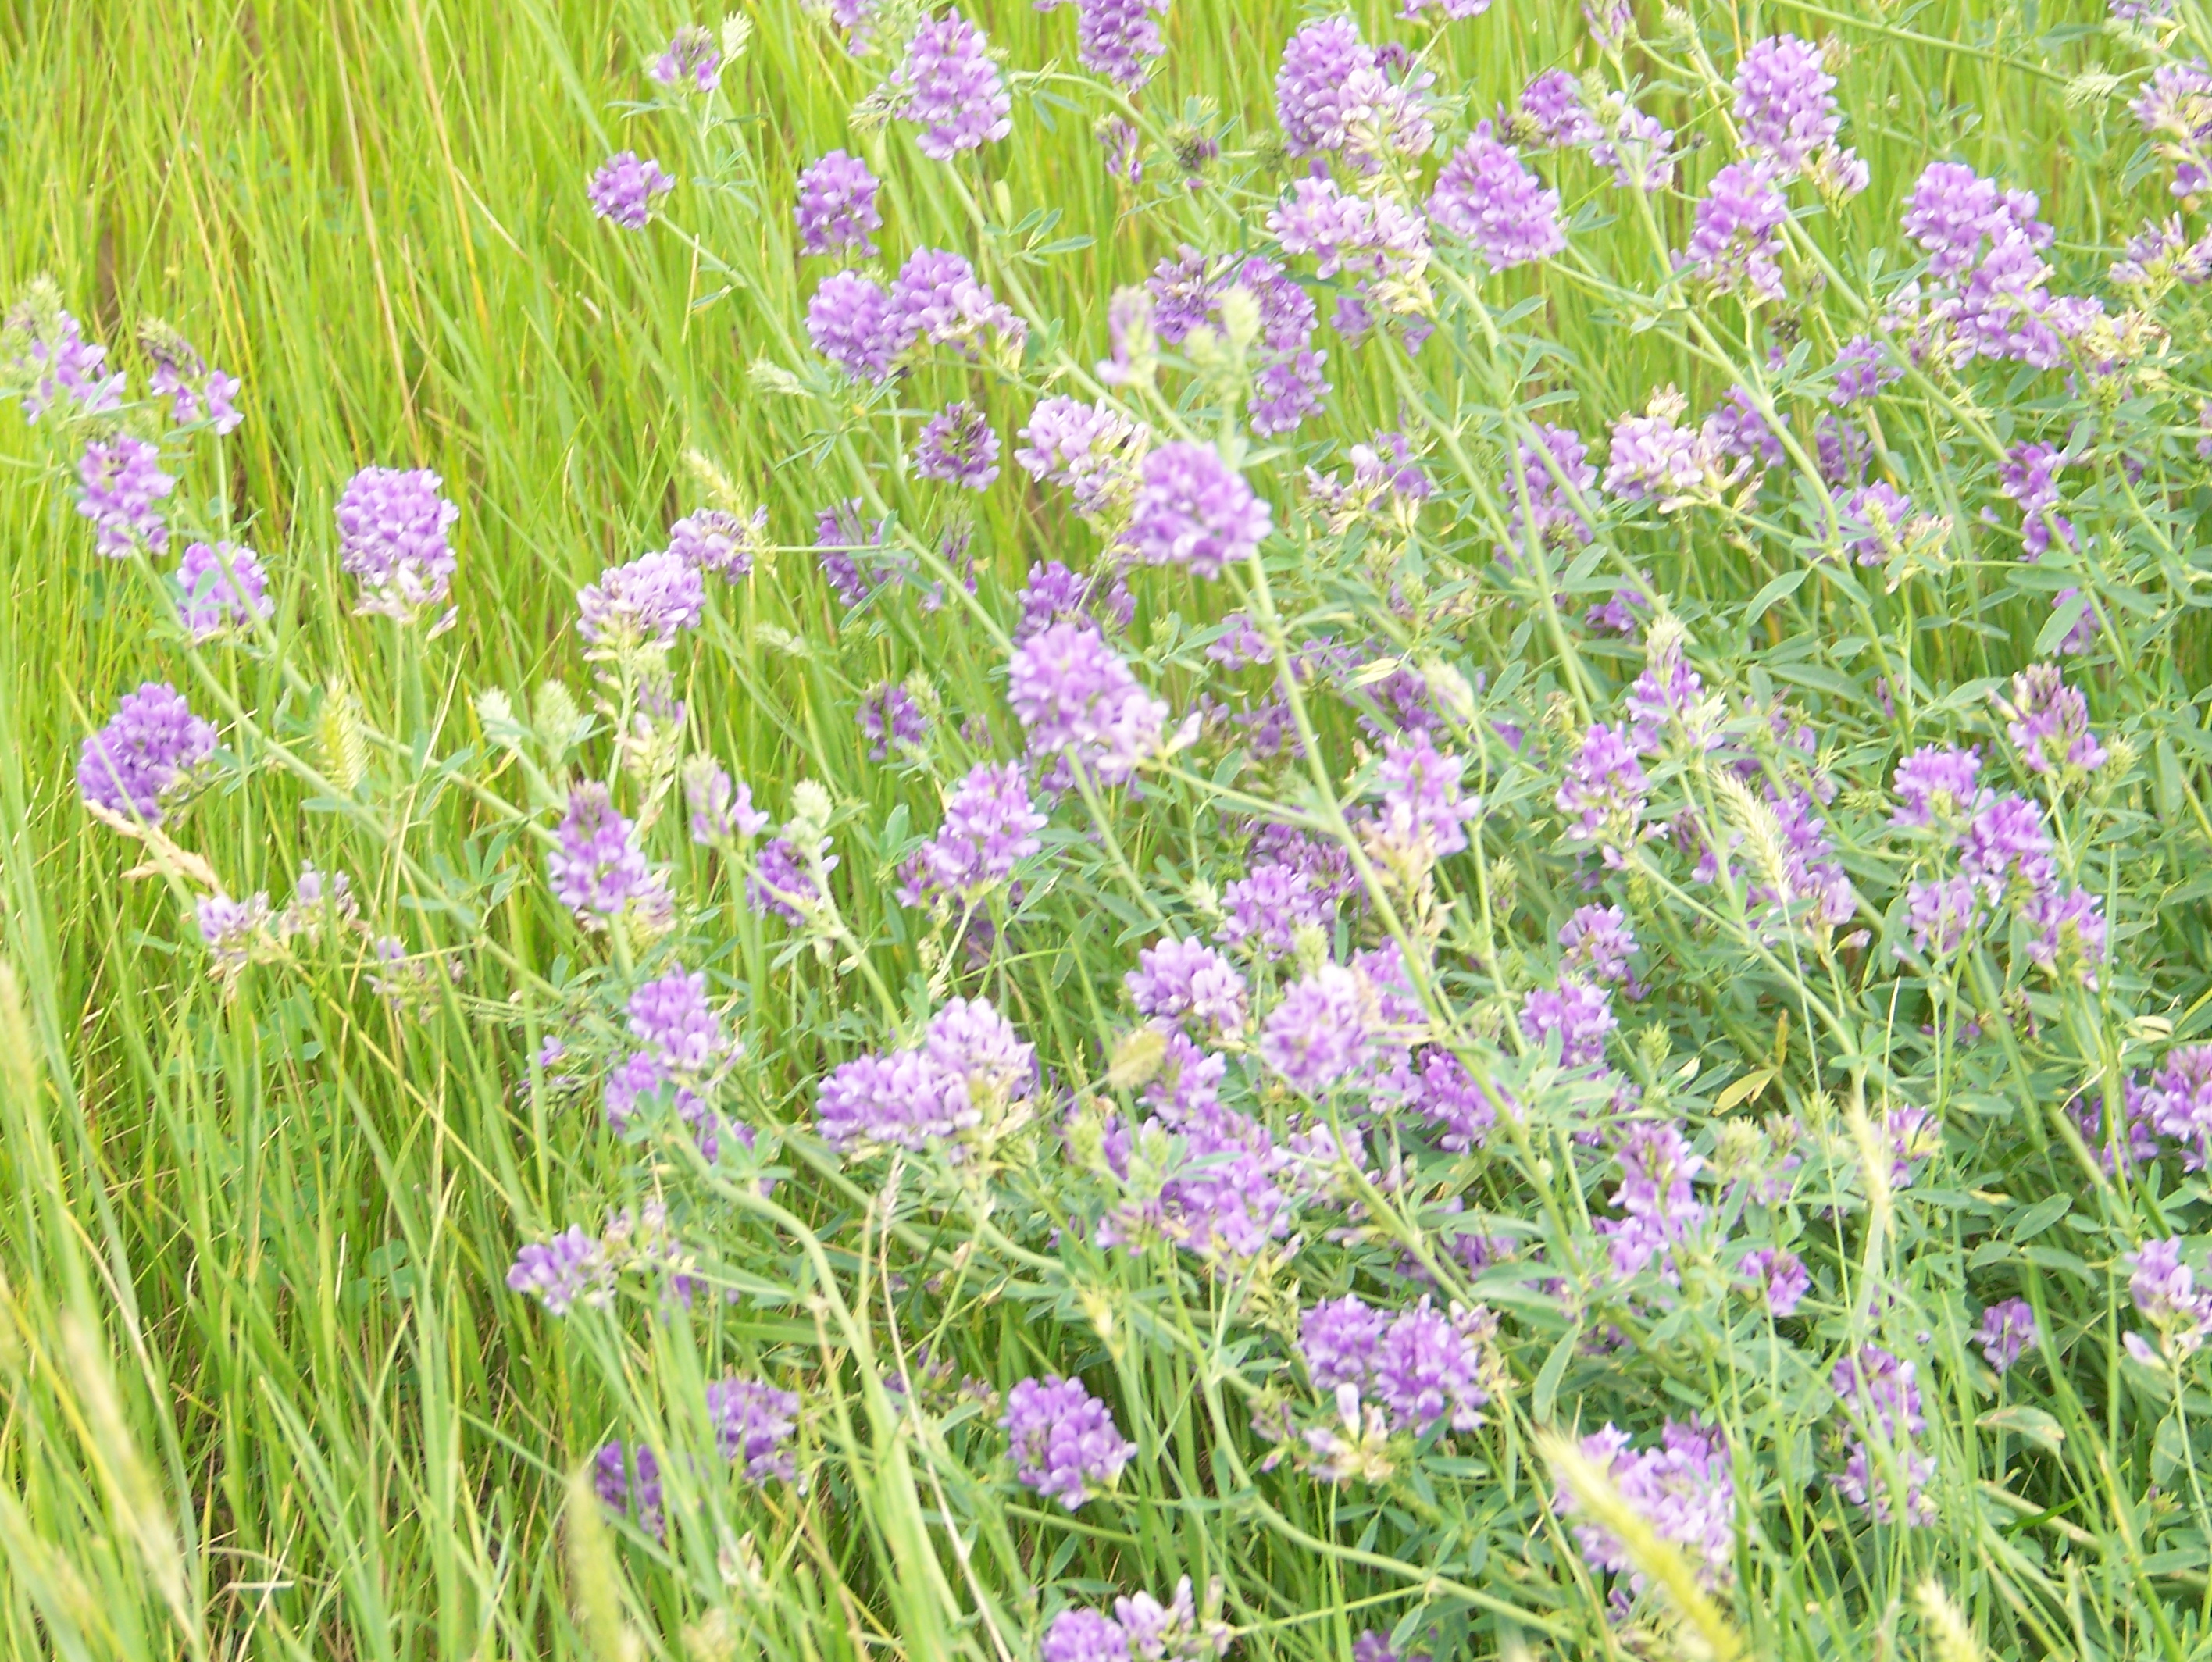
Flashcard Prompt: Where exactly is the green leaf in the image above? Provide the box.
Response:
[1743,568,1809,634]
[2010,1193,2071,1241]
[1535,1323,1580,1426]
[1978,1404,2064,1454]
[1713,1068,1775,1114]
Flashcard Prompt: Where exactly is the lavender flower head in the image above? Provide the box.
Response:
[807,271,898,381]
[1007,623,1168,786]
[1905,876,1979,958]
[650,25,722,92]
[173,541,273,641]
[897,761,1044,901]
[588,152,676,229]
[1996,664,2106,776]
[1520,70,1600,148]
[794,151,883,256]
[1126,936,1248,1036]
[2128,1238,2212,1360]
[887,13,1012,161]
[667,506,767,580]
[1590,93,1675,191]
[1555,722,1647,867]
[708,1376,801,1482]
[816,1046,979,1154]
[1015,397,1149,519]
[337,465,460,622]
[1559,905,1636,986]
[78,682,218,826]
[577,549,705,651]
[1890,744,1983,828]
[141,323,244,433]
[1259,963,1372,1094]
[684,758,771,843]
[1740,1246,1810,1315]
[1604,387,1723,510]
[1502,423,1597,555]
[1304,1294,1490,1435]
[1000,1375,1137,1507]
[2024,887,2107,988]
[915,401,1001,489]
[1679,160,1789,302]
[548,783,664,925]
[2,288,123,420]
[594,1443,665,1535]
[1732,34,1839,173]
[1036,0,1169,90]
[1275,17,1432,167]
[1830,335,1900,405]
[1958,794,2053,901]
[75,433,174,557]
[507,1226,612,1314]
[1371,731,1477,860]
[1566,1420,1736,1591]
[1267,177,1432,284]
[1831,1346,1936,1524]
[1118,443,1270,576]
[1978,1300,2036,1375]
[859,683,929,759]
[627,968,728,1074]
[888,248,1026,357]
[1425,123,1565,269]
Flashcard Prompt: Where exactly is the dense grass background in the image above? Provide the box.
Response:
[0,0,2196,1657]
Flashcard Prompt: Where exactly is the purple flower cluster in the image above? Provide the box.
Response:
[747,835,831,922]
[1015,560,1133,644]
[337,465,460,622]
[1118,443,1270,576]
[667,506,767,580]
[1739,1246,1810,1315]
[1126,936,1247,1036]
[1832,1346,1936,1525]
[1559,905,1636,987]
[75,433,173,557]
[1260,963,1372,1094]
[1598,1122,1705,1282]
[1732,34,1840,173]
[588,152,675,229]
[709,1376,801,1482]
[806,249,1024,381]
[548,783,666,926]
[686,760,770,843]
[594,1443,665,1535]
[1040,1580,1227,1662]
[1369,732,1476,860]
[1146,250,1326,435]
[1679,161,1789,301]
[650,25,722,92]
[1000,1375,1137,1507]
[1008,623,1168,786]
[915,401,1001,489]
[1998,443,2075,558]
[1605,389,1722,508]
[507,1226,612,1314]
[1501,423,1597,555]
[858,683,928,758]
[1268,177,1431,288]
[887,13,1012,160]
[1996,663,2106,776]
[1589,95,1675,191]
[897,761,1045,902]
[78,682,217,825]
[577,549,705,651]
[2127,1238,2212,1360]
[143,326,244,433]
[1015,398,1149,518]
[1978,1299,2036,1375]
[1555,722,1647,867]
[1426,123,1564,269]
[5,296,123,420]
[795,151,883,256]
[1521,70,1600,147]
[1036,0,1168,89]
[174,541,273,640]
[1567,1419,1736,1590]
[1298,1293,1489,1434]
[815,997,1033,1154]
[1275,17,1432,168]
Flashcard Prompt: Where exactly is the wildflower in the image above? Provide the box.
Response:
[1905,876,1979,958]
[747,835,831,922]
[888,248,1026,356]
[1044,1582,1228,1662]
[816,1047,977,1153]
[1832,1346,1936,1525]
[1605,387,1723,508]
[1118,443,1270,576]
[1371,1300,1490,1432]
[74,433,173,558]
[1147,250,1326,435]
[1598,1122,1705,1281]
[174,540,273,640]
[857,683,926,759]
[1901,161,2012,279]
[667,506,767,580]
[77,682,217,826]
[1411,1050,1503,1150]
[1501,423,1597,553]
[1274,17,1432,167]
[1043,1610,1133,1662]
[1015,561,1133,645]
[577,549,705,651]
[915,401,1000,489]
[2128,1238,2212,1358]
[1036,0,1168,89]
[708,1377,801,1481]
[1522,70,1600,147]
[1625,621,1715,752]
[1841,481,1914,567]
[1830,335,1899,404]
[506,1226,612,1314]
[141,323,244,432]
[1740,1246,1810,1315]
[1555,722,1647,867]
[548,783,665,924]
[627,968,727,1074]
[1015,398,1149,518]
[1261,963,1372,1093]
[594,1442,665,1535]
[1266,177,1432,283]
[2023,888,2107,986]
[794,151,883,255]
[684,760,769,844]
[1007,623,1168,785]
[887,12,1012,160]
[1559,905,1636,986]
[1680,160,1789,301]
[195,892,270,976]
[588,152,675,228]
[1124,936,1245,1036]
[1957,794,2053,901]
[1704,386,1784,471]
[1565,1419,1736,1590]
[1099,116,1143,183]
[1732,34,1839,173]
[651,24,722,90]
[806,270,898,380]
[1978,1300,2036,1375]
[1219,861,1334,958]
[1996,663,2106,775]
[337,465,460,622]
[897,761,1044,901]
[1589,94,1675,191]
[2,291,123,419]
[2131,62,2212,196]
[1891,745,1984,827]
[1371,731,1477,860]
[1425,122,1564,269]
[1001,1375,1137,1507]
